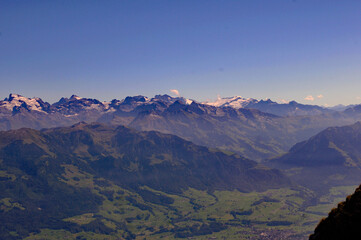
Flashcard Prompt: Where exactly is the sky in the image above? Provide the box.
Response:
[0,0,361,106]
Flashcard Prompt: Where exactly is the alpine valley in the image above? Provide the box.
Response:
[1,94,361,239]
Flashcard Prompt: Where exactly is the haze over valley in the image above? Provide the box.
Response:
[1,93,361,239]
[2,1,361,239]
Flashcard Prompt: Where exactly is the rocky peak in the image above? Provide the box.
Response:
[153,94,173,102]
[70,95,82,100]
[204,96,258,109]
[123,96,149,105]
[0,93,49,114]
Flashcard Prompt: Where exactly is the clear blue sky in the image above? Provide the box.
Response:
[1,0,360,106]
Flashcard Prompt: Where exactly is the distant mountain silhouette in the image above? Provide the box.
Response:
[267,122,361,191]
[204,96,333,116]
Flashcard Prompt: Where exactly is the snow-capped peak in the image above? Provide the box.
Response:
[203,96,258,108]
[7,93,22,100]
[1,93,48,113]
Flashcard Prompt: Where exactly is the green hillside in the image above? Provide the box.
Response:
[0,122,293,239]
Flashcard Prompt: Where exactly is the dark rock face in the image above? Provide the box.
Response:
[310,185,361,240]
[50,95,107,115]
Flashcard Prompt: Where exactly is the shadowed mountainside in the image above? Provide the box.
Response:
[115,101,359,161]
[266,122,361,192]
[310,184,361,240]
[0,122,291,239]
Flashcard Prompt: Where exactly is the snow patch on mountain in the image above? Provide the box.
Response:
[70,95,82,100]
[102,101,116,111]
[204,96,258,108]
[85,103,106,111]
[185,99,193,105]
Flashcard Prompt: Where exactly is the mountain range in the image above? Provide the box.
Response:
[0,122,290,239]
[1,93,361,161]
[2,93,358,120]
[204,96,335,116]
[2,93,361,239]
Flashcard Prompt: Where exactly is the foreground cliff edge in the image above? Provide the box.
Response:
[310,184,361,240]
